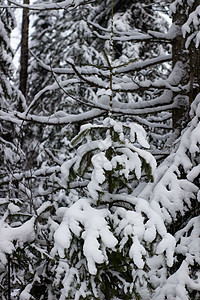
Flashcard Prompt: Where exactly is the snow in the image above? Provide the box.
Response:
[8,202,20,213]
[129,236,146,269]
[156,233,176,267]
[129,123,150,148]
[0,217,35,264]
[19,284,32,300]
[88,152,112,200]
[116,149,142,179]
[144,220,156,242]
[187,165,200,181]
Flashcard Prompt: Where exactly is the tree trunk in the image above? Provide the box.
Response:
[19,0,29,109]
[7,255,11,300]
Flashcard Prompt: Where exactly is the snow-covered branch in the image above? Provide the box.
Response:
[7,0,91,10]
[31,49,171,76]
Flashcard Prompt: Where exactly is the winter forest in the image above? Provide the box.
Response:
[0,0,200,299]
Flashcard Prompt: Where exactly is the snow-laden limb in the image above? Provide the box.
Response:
[176,217,200,266]
[65,58,175,93]
[92,29,152,42]
[88,20,151,37]
[63,59,182,92]
[23,89,174,121]
[25,78,80,114]
[0,90,174,126]
[170,0,195,15]
[92,28,171,43]
[110,194,175,267]
[182,4,200,48]
[148,23,181,41]
[0,109,24,125]
[89,18,171,43]
[114,54,172,74]
[54,198,118,275]
[8,0,89,10]
[0,165,60,185]
[170,0,200,48]
[60,117,157,199]
[12,108,105,125]
[0,199,53,266]
[30,48,171,76]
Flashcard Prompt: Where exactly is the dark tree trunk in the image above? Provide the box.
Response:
[19,0,29,109]
[7,255,11,300]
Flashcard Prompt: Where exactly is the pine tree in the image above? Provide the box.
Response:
[53,115,175,299]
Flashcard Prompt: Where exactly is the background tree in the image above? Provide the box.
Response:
[144,1,200,298]
[25,0,171,174]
